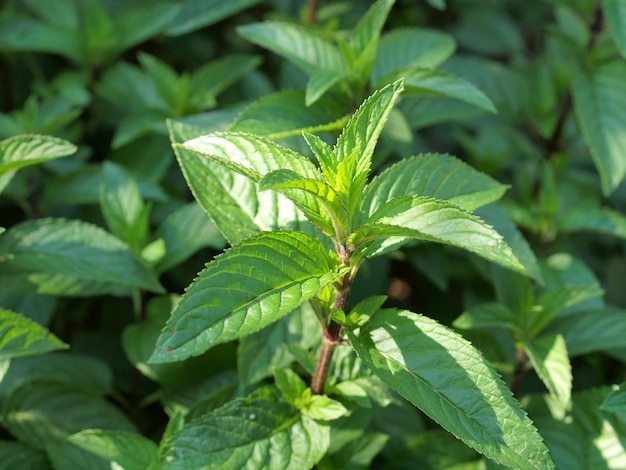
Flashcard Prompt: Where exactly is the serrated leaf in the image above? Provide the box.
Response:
[237,303,320,387]
[100,161,149,251]
[69,430,159,470]
[523,334,572,405]
[352,196,524,273]
[572,61,626,195]
[303,131,335,183]
[259,169,346,236]
[150,231,340,363]
[0,218,164,296]
[0,134,76,176]
[160,386,329,469]
[545,308,626,356]
[371,28,456,86]
[401,68,496,113]
[603,0,626,59]
[169,122,313,244]
[0,308,67,360]
[361,154,508,218]
[347,309,554,469]
[230,91,347,139]
[153,203,225,272]
[559,206,626,239]
[165,0,262,36]
[237,21,345,77]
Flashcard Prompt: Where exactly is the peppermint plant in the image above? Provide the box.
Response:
[145,80,554,469]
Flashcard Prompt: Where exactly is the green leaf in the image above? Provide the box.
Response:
[0,218,164,296]
[230,91,347,139]
[237,303,320,387]
[165,0,263,36]
[349,0,395,58]
[371,28,456,86]
[333,80,404,217]
[352,196,524,273]
[559,206,626,239]
[0,441,48,470]
[153,203,225,272]
[361,153,508,217]
[160,386,329,469]
[236,21,345,77]
[453,302,519,333]
[305,68,350,106]
[273,367,307,406]
[169,122,313,244]
[572,60,626,195]
[523,334,572,405]
[150,231,341,363]
[100,162,149,251]
[0,134,76,177]
[401,68,496,113]
[347,309,554,469]
[302,394,348,421]
[69,430,159,470]
[545,308,626,356]
[602,0,626,59]
[0,308,68,360]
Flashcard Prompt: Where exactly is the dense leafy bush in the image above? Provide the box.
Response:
[1,0,626,468]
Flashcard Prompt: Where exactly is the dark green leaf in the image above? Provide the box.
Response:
[0,218,164,296]
[453,302,519,333]
[165,0,263,36]
[0,441,48,470]
[69,430,159,470]
[150,231,341,363]
[347,309,554,468]
[229,91,347,139]
[0,308,67,360]
[572,61,626,195]
[602,0,626,59]
[559,206,626,239]
[160,386,329,469]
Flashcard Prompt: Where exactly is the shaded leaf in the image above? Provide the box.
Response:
[559,206,626,239]
[150,231,341,363]
[165,0,263,36]
[160,386,329,469]
[349,0,395,59]
[0,218,164,296]
[0,441,48,470]
[572,61,626,195]
[523,334,572,405]
[347,309,554,469]
[0,308,67,360]
[453,302,519,333]
[69,430,159,470]
[603,0,626,59]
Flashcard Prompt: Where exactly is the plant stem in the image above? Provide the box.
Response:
[306,0,318,24]
[511,347,526,397]
[311,266,351,394]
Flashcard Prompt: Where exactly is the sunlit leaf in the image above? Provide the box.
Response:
[0,134,76,176]
[0,308,67,360]
[69,430,159,470]
[523,334,572,405]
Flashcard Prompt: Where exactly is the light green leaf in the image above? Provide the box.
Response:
[352,196,524,273]
[0,218,164,296]
[100,162,149,251]
[237,21,344,77]
[169,122,313,244]
[361,153,508,218]
[69,430,159,470]
[230,91,347,139]
[302,394,348,421]
[165,0,262,36]
[333,80,404,217]
[259,169,346,236]
[349,0,395,58]
[273,367,307,406]
[603,0,626,59]
[371,28,456,86]
[160,386,329,469]
[545,308,626,356]
[0,134,76,177]
[150,231,341,363]
[401,68,496,113]
[0,308,67,360]
[302,131,335,184]
[559,206,626,239]
[237,303,321,387]
[453,302,519,333]
[523,334,572,405]
[347,309,554,469]
[572,60,626,195]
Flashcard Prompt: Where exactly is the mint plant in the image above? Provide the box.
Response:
[142,80,553,468]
